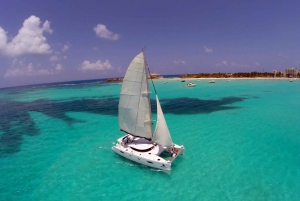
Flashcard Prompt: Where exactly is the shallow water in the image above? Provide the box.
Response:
[0,79,299,200]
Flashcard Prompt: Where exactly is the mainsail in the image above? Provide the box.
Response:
[152,95,173,147]
[118,51,153,139]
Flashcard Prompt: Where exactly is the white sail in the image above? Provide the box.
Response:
[118,51,153,139]
[152,95,173,147]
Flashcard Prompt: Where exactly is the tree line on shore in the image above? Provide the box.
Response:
[107,71,300,82]
[180,72,300,78]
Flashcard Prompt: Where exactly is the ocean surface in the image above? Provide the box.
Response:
[0,78,299,201]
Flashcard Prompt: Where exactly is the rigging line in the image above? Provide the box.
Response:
[147,67,157,95]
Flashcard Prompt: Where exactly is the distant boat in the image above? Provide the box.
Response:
[226,80,230,82]
[112,50,184,171]
[185,82,196,87]
[290,79,293,82]
[164,81,168,84]
[197,79,200,81]
[209,80,215,83]
[181,80,185,82]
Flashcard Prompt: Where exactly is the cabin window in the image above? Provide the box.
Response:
[157,159,160,161]
[147,161,153,164]
[120,151,124,153]
[149,153,151,154]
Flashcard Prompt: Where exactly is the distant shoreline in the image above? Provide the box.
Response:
[106,76,296,83]
[170,77,294,80]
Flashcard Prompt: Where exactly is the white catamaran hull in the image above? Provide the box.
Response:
[113,50,185,170]
[112,136,184,171]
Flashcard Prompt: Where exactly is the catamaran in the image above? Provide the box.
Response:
[112,50,184,171]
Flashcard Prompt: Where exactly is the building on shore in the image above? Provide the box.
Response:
[284,68,299,78]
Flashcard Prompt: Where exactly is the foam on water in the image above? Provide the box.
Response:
[0,79,299,200]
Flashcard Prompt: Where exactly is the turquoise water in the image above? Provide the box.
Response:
[0,79,299,200]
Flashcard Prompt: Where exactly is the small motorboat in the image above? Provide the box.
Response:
[185,82,196,87]
[209,80,215,83]
[181,80,185,82]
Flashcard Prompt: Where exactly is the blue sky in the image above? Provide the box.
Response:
[0,1,300,88]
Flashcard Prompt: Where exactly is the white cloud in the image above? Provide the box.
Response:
[0,27,7,49]
[42,20,53,34]
[204,46,213,53]
[255,62,260,66]
[174,60,186,65]
[55,64,63,71]
[0,15,53,56]
[49,55,67,61]
[278,53,288,57]
[79,60,113,71]
[49,55,59,61]
[94,24,120,40]
[5,63,51,77]
[62,44,69,52]
[4,59,61,78]
[215,61,249,68]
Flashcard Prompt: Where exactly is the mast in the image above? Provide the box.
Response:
[142,48,153,136]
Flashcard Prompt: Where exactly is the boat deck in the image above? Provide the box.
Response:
[162,146,185,162]
[117,136,184,162]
